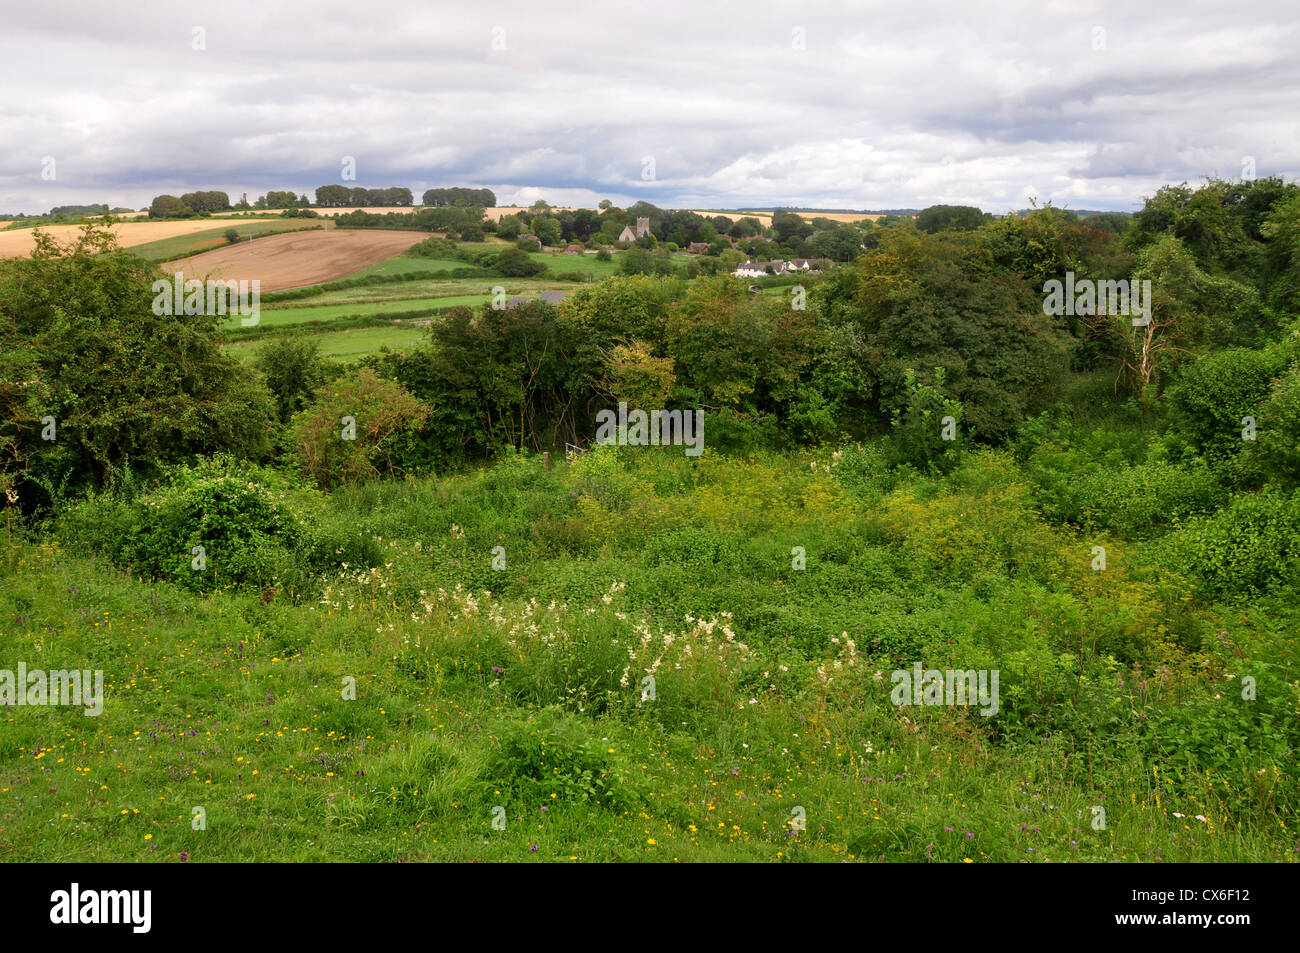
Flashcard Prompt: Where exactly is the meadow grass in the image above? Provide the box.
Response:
[230,298,483,329]
[258,277,572,311]
[3,443,1294,862]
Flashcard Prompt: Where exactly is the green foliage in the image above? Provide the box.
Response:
[618,246,674,276]
[484,708,645,810]
[531,215,562,247]
[10,438,1298,861]
[1245,364,1300,486]
[315,185,413,207]
[1030,451,1226,537]
[290,368,430,489]
[1126,177,1299,287]
[385,301,572,464]
[58,456,303,592]
[255,336,328,423]
[1136,234,1264,348]
[808,225,865,262]
[916,204,988,233]
[497,247,545,276]
[832,225,1073,441]
[179,190,230,213]
[421,187,495,207]
[148,194,194,219]
[1165,346,1287,467]
[0,223,274,498]
[1259,192,1300,318]
[889,368,964,473]
[1161,488,1300,599]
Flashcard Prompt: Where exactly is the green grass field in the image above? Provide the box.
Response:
[343,257,473,280]
[525,251,620,277]
[5,443,1295,861]
[268,276,566,309]
[222,256,593,357]
[226,323,429,361]
[230,297,475,329]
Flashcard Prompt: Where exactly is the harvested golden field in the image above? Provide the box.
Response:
[165,228,426,292]
[309,206,420,217]
[812,211,887,222]
[688,209,886,224]
[482,205,575,221]
[0,218,281,258]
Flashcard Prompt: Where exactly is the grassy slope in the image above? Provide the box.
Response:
[2,445,1293,862]
[136,220,330,263]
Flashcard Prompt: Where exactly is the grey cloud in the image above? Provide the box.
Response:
[0,0,1296,214]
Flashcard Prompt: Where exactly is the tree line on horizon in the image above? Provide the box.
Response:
[139,185,499,219]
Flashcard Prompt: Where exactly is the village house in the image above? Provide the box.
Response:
[617,217,652,243]
[732,258,829,278]
[732,259,791,278]
[687,241,710,254]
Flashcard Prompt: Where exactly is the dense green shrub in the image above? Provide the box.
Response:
[825,225,1073,441]
[58,457,303,592]
[889,368,965,473]
[256,336,328,423]
[1164,346,1288,469]
[1029,448,1226,537]
[497,246,545,276]
[1244,364,1300,487]
[290,368,431,489]
[0,223,274,500]
[1160,488,1300,598]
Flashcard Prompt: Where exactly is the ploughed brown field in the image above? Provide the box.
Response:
[0,218,282,258]
[165,228,427,292]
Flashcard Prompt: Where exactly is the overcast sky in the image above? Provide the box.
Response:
[2,0,1297,215]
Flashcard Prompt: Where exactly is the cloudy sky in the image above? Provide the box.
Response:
[2,0,1297,215]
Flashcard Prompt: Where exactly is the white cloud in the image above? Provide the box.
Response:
[1,0,1296,213]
